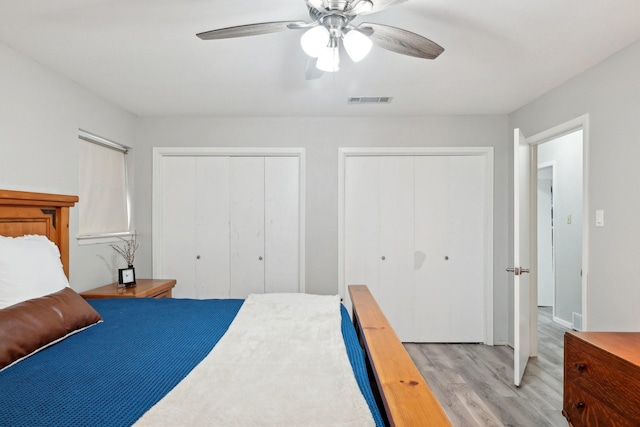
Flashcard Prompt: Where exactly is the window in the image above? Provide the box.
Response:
[78,129,130,241]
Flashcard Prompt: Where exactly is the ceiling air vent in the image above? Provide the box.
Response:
[348,96,393,104]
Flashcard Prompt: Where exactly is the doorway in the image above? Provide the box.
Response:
[536,131,584,331]
[526,116,588,363]
[537,164,554,310]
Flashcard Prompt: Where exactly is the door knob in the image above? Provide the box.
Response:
[381,256,386,260]
[259,256,263,261]
[506,267,530,275]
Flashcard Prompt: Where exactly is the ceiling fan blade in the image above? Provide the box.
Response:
[359,22,444,59]
[197,21,306,40]
[305,58,324,80]
[359,0,408,15]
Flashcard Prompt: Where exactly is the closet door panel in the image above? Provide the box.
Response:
[344,156,381,309]
[344,156,415,342]
[379,156,415,342]
[414,155,485,342]
[229,157,265,298]
[160,156,196,299]
[447,155,485,342]
[264,156,299,293]
[414,156,451,341]
[195,157,230,298]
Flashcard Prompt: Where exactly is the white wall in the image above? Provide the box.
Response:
[538,131,583,325]
[135,116,512,343]
[510,39,640,331]
[0,40,514,342]
[0,41,136,291]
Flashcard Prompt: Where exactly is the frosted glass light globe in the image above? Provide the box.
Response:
[344,30,372,62]
[301,26,330,58]
[316,46,340,72]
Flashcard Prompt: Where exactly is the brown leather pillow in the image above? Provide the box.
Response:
[0,287,102,370]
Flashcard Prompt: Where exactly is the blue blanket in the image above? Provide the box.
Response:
[0,298,383,426]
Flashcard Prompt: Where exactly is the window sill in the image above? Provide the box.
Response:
[77,232,134,246]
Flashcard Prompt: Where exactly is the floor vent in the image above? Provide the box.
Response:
[572,312,583,331]
[348,96,393,104]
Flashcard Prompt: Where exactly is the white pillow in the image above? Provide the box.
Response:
[0,235,70,309]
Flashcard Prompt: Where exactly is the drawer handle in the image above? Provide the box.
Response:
[574,402,585,410]
[575,363,586,372]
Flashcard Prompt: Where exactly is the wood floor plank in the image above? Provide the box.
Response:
[450,383,504,427]
[407,308,569,426]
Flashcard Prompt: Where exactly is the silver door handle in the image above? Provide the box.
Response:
[506,267,530,275]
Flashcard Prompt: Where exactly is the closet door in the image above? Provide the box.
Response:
[160,156,230,299]
[344,156,415,341]
[378,157,415,341]
[264,156,299,293]
[345,156,382,308]
[157,151,302,300]
[229,157,265,298]
[195,157,230,298]
[344,153,487,343]
[160,156,196,299]
[414,155,485,342]
[228,156,300,297]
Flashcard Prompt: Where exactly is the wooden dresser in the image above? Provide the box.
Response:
[563,331,640,426]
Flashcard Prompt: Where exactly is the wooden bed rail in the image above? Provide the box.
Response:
[349,285,451,427]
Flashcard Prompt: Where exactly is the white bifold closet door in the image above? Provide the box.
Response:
[413,156,485,343]
[229,157,299,297]
[161,156,230,299]
[159,155,299,299]
[344,154,485,343]
[345,156,415,341]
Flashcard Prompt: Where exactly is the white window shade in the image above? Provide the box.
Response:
[78,134,129,237]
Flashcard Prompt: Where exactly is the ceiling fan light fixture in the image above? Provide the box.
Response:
[343,29,372,62]
[316,45,340,72]
[301,26,330,58]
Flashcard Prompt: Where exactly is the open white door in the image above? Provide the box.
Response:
[510,129,532,387]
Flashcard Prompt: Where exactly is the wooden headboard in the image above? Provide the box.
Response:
[0,189,78,278]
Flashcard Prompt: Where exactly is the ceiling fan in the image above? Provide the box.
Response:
[196,0,444,79]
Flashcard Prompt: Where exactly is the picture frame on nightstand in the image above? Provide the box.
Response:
[118,267,136,287]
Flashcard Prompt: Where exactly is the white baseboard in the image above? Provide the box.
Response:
[553,316,572,329]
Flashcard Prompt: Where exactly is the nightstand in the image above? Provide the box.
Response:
[80,278,177,299]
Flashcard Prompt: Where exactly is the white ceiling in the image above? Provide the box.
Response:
[1,0,639,117]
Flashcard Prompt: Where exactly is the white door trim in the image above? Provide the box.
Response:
[526,114,590,332]
[152,147,306,292]
[338,146,494,345]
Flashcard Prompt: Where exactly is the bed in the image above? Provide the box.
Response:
[0,189,450,426]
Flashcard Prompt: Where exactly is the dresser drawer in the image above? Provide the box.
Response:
[565,340,640,424]
[149,289,172,299]
[563,382,636,427]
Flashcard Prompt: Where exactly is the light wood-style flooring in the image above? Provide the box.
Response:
[406,308,569,426]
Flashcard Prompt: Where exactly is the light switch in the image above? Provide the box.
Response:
[595,210,604,227]
[567,214,572,224]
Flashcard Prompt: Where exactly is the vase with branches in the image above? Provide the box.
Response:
[111,234,139,267]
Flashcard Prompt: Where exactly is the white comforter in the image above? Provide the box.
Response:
[135,293,375,426]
